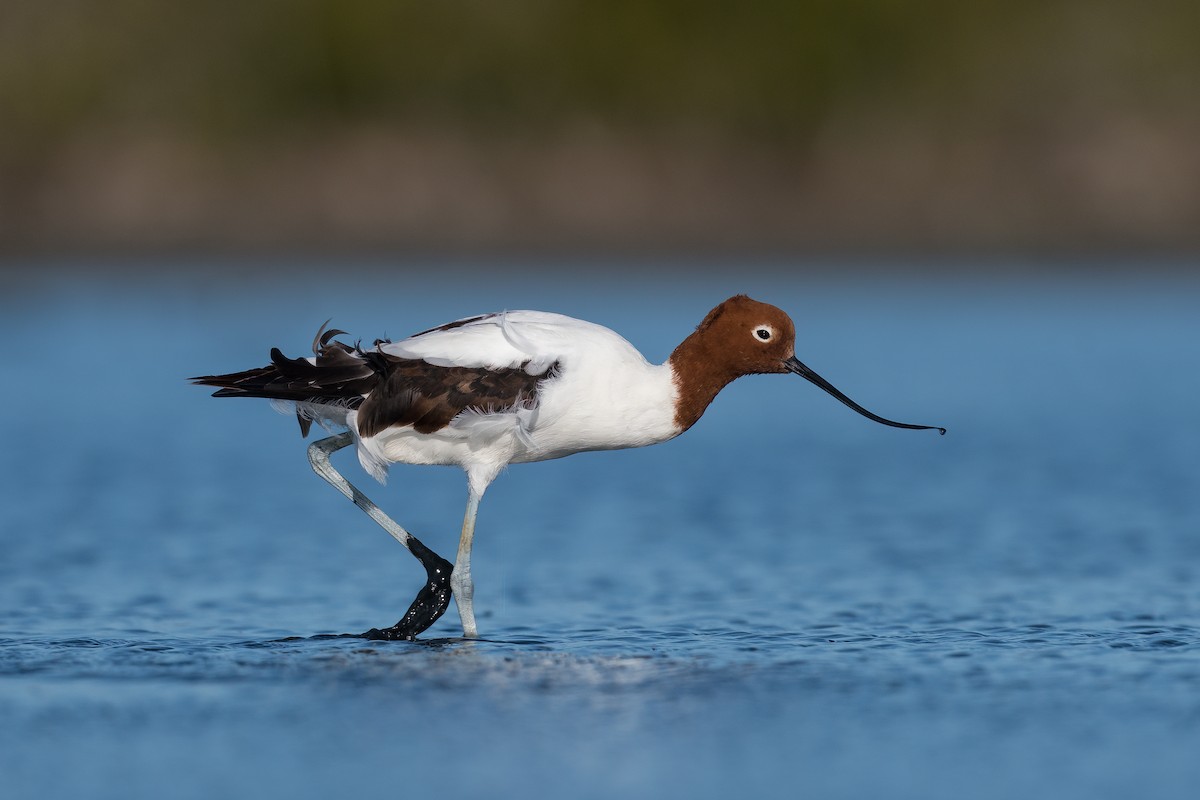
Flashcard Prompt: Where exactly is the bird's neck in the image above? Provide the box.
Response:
[667,331,742,432]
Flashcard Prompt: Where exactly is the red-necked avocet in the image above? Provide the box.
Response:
[193,295,944,639]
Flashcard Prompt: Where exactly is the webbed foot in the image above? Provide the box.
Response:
[361,535,453,641]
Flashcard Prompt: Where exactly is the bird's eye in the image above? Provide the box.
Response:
[754,327,772,341]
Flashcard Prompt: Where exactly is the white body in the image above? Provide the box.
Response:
[325,311,682,496]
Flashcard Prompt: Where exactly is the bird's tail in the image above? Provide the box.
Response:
[191,323,381,436]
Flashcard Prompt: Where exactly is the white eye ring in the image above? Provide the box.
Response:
[753,326,773,342]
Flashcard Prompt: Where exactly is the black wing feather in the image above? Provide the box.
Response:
[193,322,559,439]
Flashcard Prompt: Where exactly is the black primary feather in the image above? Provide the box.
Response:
[192,322,561,439]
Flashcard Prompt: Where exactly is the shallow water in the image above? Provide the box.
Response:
[2,265,1199,799]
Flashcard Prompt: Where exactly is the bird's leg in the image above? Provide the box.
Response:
[307,432,453,640]
[450,489,481,638]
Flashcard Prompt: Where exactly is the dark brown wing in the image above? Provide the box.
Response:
[356,357,553,438]
[194,322,557,439]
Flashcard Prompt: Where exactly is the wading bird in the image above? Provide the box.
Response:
[193,295,943,639]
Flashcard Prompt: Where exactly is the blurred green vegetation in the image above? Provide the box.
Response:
[4,0,1198,152]
[2,1,1198,254]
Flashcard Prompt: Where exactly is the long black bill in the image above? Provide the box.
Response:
[784,356,946,435]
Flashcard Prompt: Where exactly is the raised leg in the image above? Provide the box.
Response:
[450,489,482,638]
[307,432,453,640]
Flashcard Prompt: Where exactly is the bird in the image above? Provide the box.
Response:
[193,294,944,640]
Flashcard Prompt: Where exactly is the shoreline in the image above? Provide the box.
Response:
[4,122,1199,257]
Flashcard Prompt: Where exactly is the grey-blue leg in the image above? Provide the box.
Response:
[307,432,453,640]
[450,489,482,638]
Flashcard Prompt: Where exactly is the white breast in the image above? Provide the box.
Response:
[515,352,681,463]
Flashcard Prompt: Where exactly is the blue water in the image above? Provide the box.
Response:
[2,265,1199,799]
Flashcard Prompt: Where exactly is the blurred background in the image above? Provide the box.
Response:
[3,5,1200,800]
[2,0,1198,261]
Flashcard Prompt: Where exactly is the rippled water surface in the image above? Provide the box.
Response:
[2,266,1199,799]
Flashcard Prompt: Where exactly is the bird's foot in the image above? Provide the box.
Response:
[361,534,453,641]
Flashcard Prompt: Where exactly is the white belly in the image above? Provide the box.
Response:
[351,359,682,490]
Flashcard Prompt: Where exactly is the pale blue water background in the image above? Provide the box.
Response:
[1,264,1198,799]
